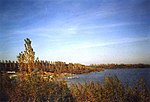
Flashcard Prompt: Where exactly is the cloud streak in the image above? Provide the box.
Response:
[60,37,150,52]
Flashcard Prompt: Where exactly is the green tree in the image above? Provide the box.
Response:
[17,38,35,73]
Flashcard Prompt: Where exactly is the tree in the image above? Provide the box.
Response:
[17,38,35,73]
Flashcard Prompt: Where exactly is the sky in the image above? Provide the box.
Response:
[0,0,150,65]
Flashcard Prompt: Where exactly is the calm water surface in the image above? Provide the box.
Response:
[65,68,150,90]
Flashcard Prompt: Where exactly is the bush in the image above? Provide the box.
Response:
[70,76,150,102]
[1,73,149,102]
[4,73,73,102]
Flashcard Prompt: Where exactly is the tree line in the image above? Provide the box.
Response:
[1,60,149,73]
[0,60,18,71]
[0,60,104,74]
[90,63,150,69]
[1,60,149,72]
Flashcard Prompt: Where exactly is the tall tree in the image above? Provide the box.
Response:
[17,38,35,73]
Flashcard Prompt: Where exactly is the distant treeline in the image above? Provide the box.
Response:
[1,60,149,73]
[90,63,150,69]
[0,60,18,71]
[0,60,103,74]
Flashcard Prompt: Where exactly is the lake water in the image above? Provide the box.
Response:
[65,68,150,90]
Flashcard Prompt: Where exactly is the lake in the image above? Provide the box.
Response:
[64,68,150,90]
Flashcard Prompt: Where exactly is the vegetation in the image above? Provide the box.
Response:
[1,72,149,102]
[0,72,73,102]
[90,63,150,69]
[0,60,18,71]
[1,61,149,73]
[17,38,35,73]
[0,38,150,101]
[70,76,150,102]
[0,60,104,74]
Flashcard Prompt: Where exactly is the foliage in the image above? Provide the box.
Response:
[90,63,150,69]
[70,76,150,102]
[1,59,149,74]
[0,72,12,102]
[1,73,149,102]
[0,60,104,74]
[17,38,35,73]
[1,73,73,102]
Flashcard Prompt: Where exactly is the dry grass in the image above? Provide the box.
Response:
[1,72,149,102]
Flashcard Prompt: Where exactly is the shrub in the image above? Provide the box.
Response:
[6,73,74,102]
[1,73,149,102]
[70,76,150,102]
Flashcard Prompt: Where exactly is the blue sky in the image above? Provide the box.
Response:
[0,0,150,64]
